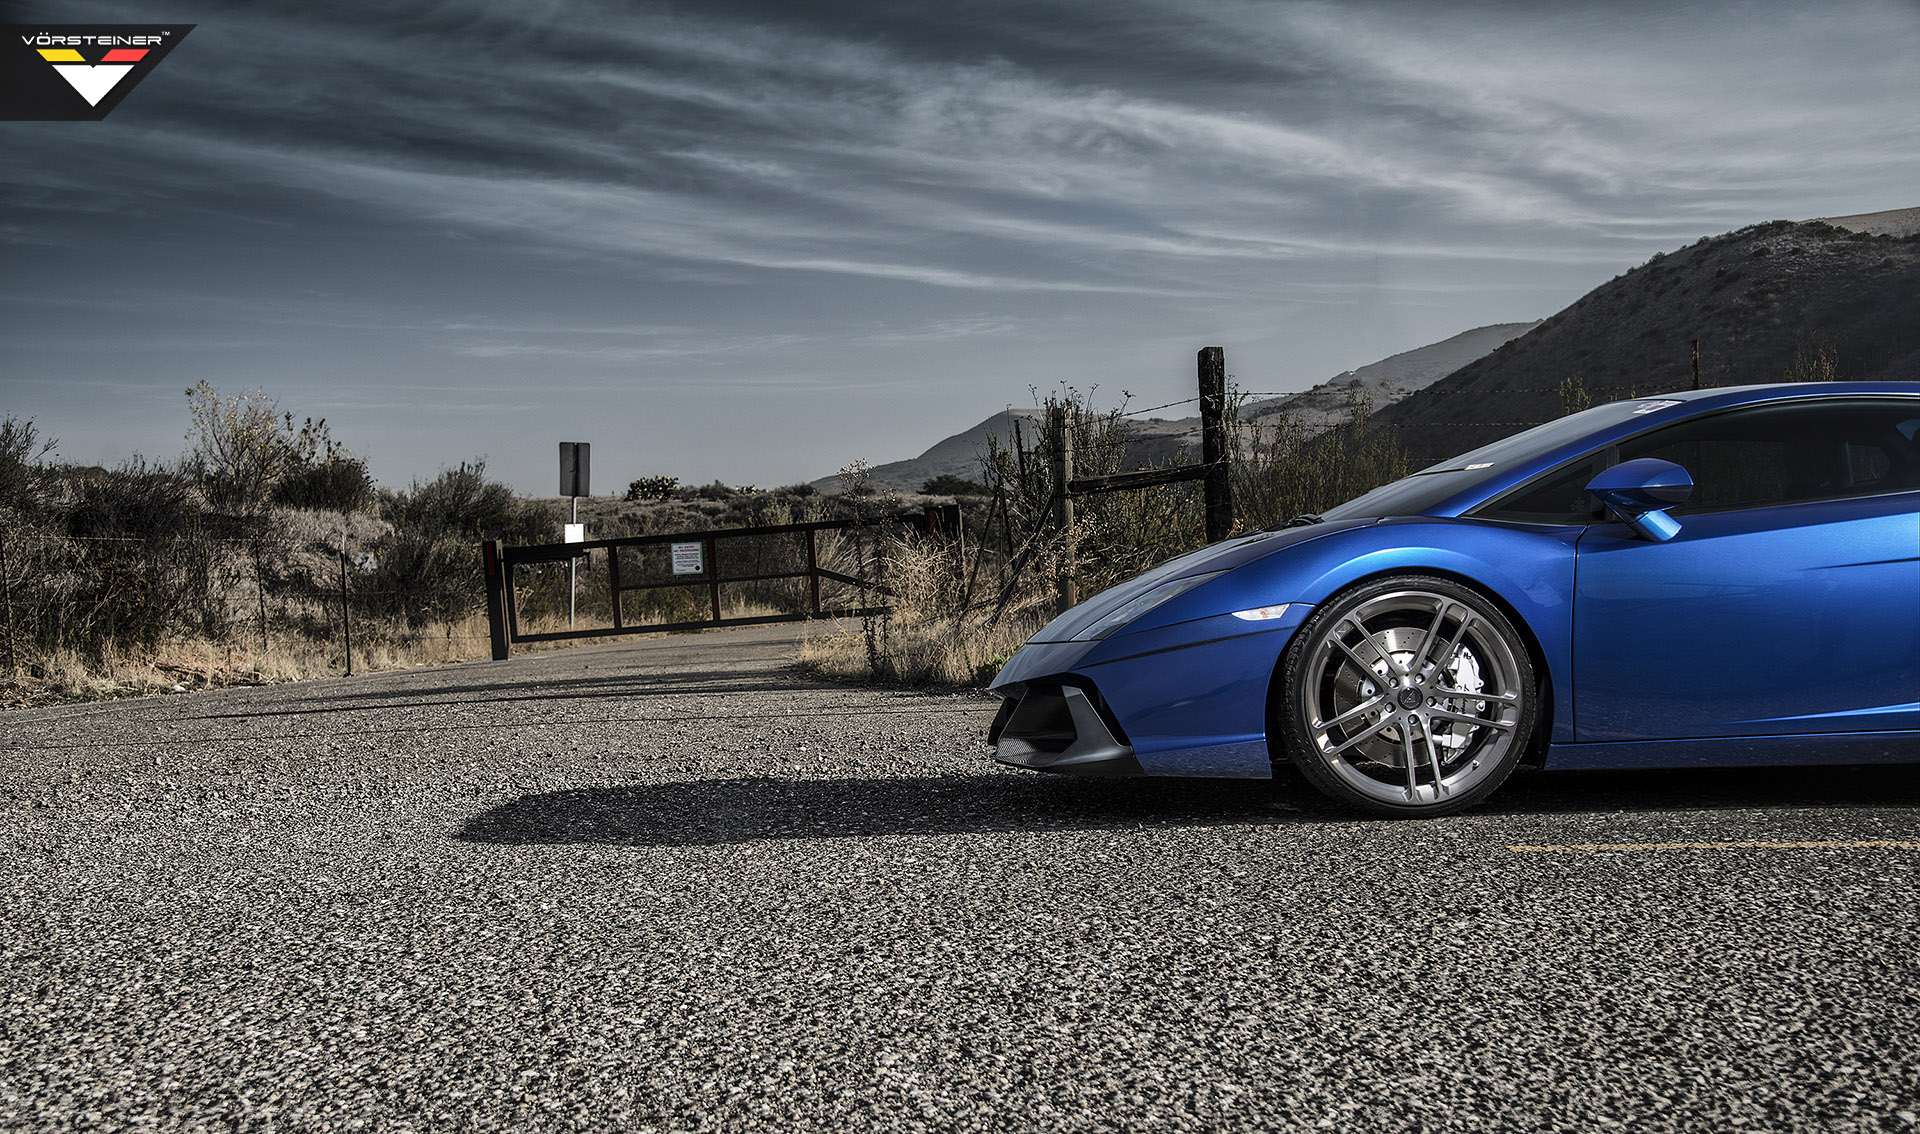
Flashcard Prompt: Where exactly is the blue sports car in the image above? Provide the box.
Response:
[988,382,1920,816]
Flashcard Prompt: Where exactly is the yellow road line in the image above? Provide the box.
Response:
[1508,839,1920,852]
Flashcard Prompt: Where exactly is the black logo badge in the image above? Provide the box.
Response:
[2,25,194,121]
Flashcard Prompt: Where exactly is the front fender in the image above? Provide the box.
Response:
[1224,518,1582,743]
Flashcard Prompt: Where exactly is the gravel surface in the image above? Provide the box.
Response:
[4,623,1919,1132]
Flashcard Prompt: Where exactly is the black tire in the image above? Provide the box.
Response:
[1280,575,1537,817]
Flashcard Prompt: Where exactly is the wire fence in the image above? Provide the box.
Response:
[0,525,507,684]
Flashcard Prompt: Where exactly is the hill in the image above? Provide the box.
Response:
[825,322,1537,493]
[1240,321,1541,432]
[1376,214,1920,464]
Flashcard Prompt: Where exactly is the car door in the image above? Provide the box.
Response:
[1572,398,1920,743]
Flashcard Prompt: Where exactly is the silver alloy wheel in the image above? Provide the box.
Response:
[1292,583,1530,810]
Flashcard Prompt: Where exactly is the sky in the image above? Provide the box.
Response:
[5,0,1919,496]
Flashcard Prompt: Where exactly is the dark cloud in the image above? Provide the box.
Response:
[4,0,1918,490]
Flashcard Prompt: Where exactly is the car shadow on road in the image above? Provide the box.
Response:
[456,764,1920,847]
[457,773,1284,847]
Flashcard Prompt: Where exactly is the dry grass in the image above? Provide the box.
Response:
[795,537,1054,687]
[0,601,817,709]
[797,607,1048,687]
[3,613,502,709]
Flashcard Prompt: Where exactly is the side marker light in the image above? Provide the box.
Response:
[1231,604,1293,622]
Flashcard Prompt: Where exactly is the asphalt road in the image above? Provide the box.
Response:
[4,624,1918,1132]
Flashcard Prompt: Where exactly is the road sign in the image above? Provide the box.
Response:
[559,442,590,497]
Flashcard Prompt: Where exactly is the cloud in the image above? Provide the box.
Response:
[7,0,1920,490]
[20,0,1919,294]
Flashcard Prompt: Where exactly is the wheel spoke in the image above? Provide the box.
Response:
[1319,714,1397,758]
[1332,637,1377,679]
[1400,724,1419,797]
[1432,611,1479,678]
[1434,688,1519,704]
[1404,600,1456,678]
[1318,691,1391,732]
[1427,705,1518,731]
[1418,716,1447,797]
[1338,617,1404,677]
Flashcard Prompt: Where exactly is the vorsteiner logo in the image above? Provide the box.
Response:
[2,24,193,120]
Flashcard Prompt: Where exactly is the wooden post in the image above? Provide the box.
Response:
[1012,416,1029,487]
[607,544,624,630]
[0,532,14,676]
[806,528,821,615]
[253,543,270,654]
[1050,402,1078,610]
[1691,339,1701,389]
[706,535,722,622]
[482,539,510,661]
[338,530,353,677]
[1199,346,1234,542]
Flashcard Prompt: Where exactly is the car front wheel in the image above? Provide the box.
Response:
[1280,575,1537,817]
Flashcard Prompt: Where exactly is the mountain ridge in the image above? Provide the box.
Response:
[1375,212,1920,465]
[817,206,1920,492]
[821,322,1539,492]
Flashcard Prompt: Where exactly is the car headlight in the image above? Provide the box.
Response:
[1071,571,1226,641]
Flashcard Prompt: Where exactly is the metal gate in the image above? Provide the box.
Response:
[480,506,958,659]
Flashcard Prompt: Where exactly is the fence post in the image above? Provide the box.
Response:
[482,539,510,661]
[706,535,721,622]
[607,544,624,630]
[0,531,13,676]
[339,530,353,677]
[1050,401,1078,610]
[806,527,822,615]
[1199,346,1234,543]
[253,542,271,655]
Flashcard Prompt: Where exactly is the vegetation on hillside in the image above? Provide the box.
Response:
[0,389,567,704]
[1376,220,1920,463]
[11,218,1905,701]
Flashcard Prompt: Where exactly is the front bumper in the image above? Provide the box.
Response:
[988,609,1312,778]
[988,683,1145,776]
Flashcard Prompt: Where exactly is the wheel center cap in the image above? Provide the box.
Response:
[1398,688,1424,710]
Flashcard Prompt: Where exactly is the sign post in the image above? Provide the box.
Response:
[560,442,590,629]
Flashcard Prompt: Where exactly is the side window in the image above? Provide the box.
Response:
[1478,398,1920,523]
[1479,455,1609,523]
[1619,400,1920,514]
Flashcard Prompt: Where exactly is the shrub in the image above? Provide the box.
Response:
[624,475,680,502]
[367,461,555,627]
[181,382,368,517]
[274,456,373,512]
[0,416,56,510]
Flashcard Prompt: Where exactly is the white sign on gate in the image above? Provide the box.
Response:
[671,541,704,575]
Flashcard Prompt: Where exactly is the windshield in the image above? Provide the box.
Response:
[1322,398,1677,520]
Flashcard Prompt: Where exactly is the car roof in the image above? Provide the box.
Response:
[1396,381,1920,519]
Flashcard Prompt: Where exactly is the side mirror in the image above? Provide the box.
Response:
[1586,458,1694,542]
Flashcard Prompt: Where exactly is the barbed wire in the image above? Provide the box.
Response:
[1233,385,1654,400]
[1120,397,1200,417]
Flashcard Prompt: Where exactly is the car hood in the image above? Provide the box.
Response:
[1027,518,1376,643]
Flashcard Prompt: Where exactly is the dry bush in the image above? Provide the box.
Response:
[1229,393,1408,526]
[797,534,1051,687]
